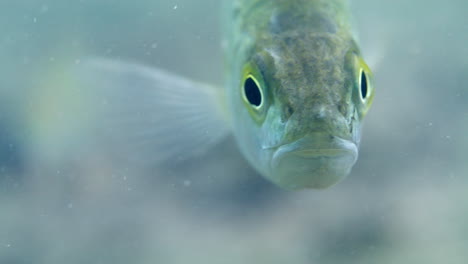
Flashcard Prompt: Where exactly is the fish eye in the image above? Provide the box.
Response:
[241,62,268,122]
[359,70,368,101]
[352,55,374,116]
[243,75,263,108]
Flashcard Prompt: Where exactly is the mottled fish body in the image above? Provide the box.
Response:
[78,0,374,190]
[223,0,374,188]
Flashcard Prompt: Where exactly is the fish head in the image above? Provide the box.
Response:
[231,33,374,189]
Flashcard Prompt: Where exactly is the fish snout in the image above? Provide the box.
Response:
[284,104,351,140]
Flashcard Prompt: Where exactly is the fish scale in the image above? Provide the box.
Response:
[79,0,374,190]
[224,0,374,189]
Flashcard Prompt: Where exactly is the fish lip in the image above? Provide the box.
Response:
[268,135,359,189]
[272,135,358,161]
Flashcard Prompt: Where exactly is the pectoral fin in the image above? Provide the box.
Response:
[76,58,230,165]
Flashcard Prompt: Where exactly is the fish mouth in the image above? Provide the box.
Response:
[270,135,358,190]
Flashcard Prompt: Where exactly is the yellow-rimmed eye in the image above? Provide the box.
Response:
[355,56,374,115]
[240,62,268,123]
[243,74,263,108]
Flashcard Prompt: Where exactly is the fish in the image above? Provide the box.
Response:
[78,0,374,190]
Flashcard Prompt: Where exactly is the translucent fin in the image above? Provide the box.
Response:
[76,58,230,165]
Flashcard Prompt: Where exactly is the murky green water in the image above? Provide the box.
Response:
[1,0,468,263]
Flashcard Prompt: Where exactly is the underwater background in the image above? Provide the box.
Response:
[1,0,468,263]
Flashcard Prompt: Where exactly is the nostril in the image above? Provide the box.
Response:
[282,105,294,122]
